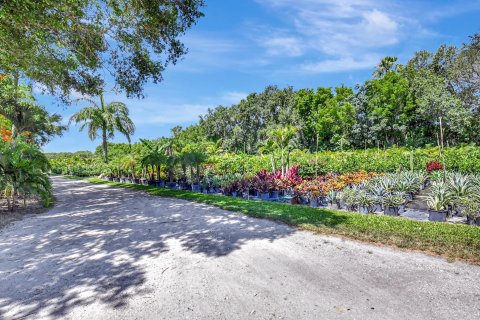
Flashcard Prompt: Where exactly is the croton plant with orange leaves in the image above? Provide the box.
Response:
[0,114,12,142]
[294,170,379,200]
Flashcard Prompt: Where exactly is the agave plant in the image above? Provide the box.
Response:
[325,190,339,204]
[357,191,375,207]
[383,194,405,208]
[457,197,480,223]
[339,186,361,211]
[447,173,474,199]
[423,181,451,211]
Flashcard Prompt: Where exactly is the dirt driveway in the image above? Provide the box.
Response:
[0,177,479,319]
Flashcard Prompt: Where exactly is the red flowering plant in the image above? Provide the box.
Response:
[426,160,444,173]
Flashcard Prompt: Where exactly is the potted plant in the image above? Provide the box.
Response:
[237,178,251,199]
[424,182,451,222]
[339,187,360,211]
[426,197,449,222]
[200,177,209,194]
[270,184,280,200]
[383,194,405,216]
[325,190,341,210]
[254,175,271,201]
[457,197,480,226]
[230,181,240,197]
[357,192,375,214]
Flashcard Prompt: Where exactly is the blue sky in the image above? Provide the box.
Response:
[40,0,480,153]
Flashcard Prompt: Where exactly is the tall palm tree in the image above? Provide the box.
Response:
[122,154,138,181]
[140,139,167,181]
[373,56,398,78]
[265,126,298,176]
[70,94,135,163]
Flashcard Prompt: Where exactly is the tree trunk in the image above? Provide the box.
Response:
[11,182,17,211]
[315,132,319,177]
[439,117,446,182]
[11,72,20,143]
[281,148,284,176]
[182,164,187,181]
[102,128,108,163]
[156,165,161,181]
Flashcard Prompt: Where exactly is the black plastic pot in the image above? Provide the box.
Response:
[384,206,400,216]
[428,210,447,222]
[466,216,480,226]
[358,205,373,214]
[259,192,270,201]
[191,184,201,192]
[328,202,340,210]
[270,191,279,200]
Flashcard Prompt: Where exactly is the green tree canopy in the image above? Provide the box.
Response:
[0,0,205,98]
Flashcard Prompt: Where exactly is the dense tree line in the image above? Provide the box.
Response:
[195,34,480,153]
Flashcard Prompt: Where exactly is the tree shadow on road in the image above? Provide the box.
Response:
[0,177,298,318]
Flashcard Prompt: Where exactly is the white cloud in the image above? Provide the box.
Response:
[300,55,380,73]
[255,0,421,73]
[261,36,304,57]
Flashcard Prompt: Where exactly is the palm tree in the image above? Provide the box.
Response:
[122,154,138,181]
[70,94,135,163]
[140,139,167,181]
[373,56,398,78]
[265,126,298,176]
[0,140,51,210]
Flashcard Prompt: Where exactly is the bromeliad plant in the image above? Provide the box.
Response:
[426,160,444,173]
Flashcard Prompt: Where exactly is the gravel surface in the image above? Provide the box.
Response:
[0,176,479,320]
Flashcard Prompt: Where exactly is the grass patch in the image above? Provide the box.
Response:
[80,177,480,265]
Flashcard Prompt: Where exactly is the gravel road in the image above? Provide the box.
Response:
[0,176,479,320]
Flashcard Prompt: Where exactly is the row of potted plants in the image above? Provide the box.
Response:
[422,173,480,225]
[100,162,480,226]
